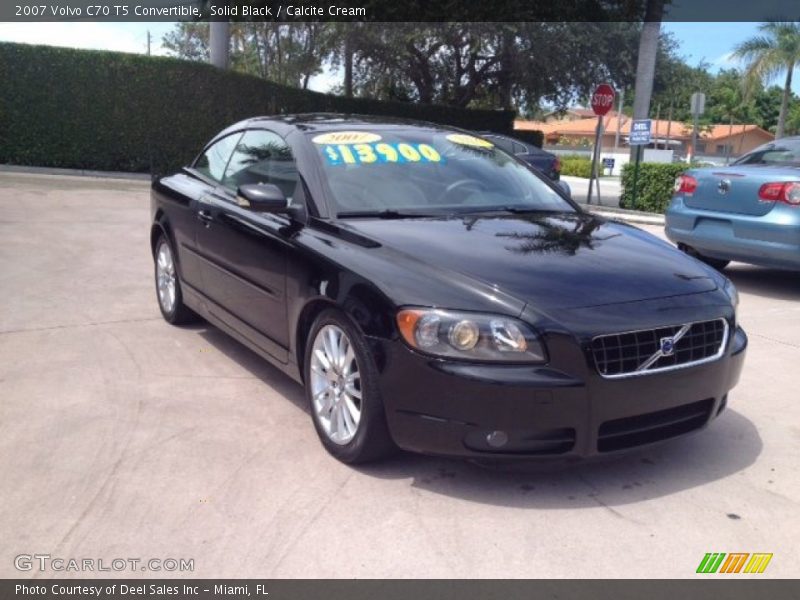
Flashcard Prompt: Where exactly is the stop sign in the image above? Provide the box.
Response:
[591,83,616,116]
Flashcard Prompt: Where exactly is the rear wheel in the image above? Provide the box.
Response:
[304,309,395,464]
[154,235,199,325]
[679,244,730,271]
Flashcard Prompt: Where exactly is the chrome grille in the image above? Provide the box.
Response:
[591,319,728,378]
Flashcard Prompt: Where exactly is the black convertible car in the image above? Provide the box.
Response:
[151,114,747,464]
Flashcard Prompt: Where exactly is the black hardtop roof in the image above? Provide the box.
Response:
[208,113,465,146]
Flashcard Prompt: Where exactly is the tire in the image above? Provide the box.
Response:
[697,255,730,271]
[679,244,730,271]
[154,234,200,325]
[304,308,395,464]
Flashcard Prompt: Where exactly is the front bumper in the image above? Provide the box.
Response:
[665,197,800,269]
[371,319,747,460]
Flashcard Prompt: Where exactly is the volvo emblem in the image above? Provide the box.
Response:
[717,179,731,195]
[660,337,676,356]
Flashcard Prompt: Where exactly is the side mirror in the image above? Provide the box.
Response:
[237,184,289,213]
[556,180,572,198]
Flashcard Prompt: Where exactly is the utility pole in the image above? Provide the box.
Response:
[146,30,151,56]
[690,92,706,163]
[210,21,230,70]
[629,0,664,161]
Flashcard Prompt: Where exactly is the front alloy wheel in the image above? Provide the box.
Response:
[304,309,395,463]
[156,241,177,314]
[153,235,198,325]
[310,325,362,445]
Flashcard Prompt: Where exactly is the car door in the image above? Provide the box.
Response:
[176,132,243,291]
[195,129,298,363]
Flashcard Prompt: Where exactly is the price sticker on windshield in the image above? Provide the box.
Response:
[445,134,494,149]
[321,142,443,166]
[312,131,383,145]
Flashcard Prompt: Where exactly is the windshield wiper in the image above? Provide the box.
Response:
[336,209,436,219]
[461,206,563,215]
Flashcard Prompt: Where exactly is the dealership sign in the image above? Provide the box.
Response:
[630,119,652,146]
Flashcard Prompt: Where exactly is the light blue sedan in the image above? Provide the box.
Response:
[666,137,800,270]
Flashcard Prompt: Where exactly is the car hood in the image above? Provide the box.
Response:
[341,212,718,310]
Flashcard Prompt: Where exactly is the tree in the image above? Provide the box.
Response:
[733,21,800,138]
[162,22,208,62]
[331,22,642,112]
[650,40,715,123]
[785,101,800,135]
[751,85,784,132]
[160,21,652,114]
[163,22,335,89]
[706,70,753,162]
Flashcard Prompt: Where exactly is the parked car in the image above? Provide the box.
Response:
[151,114,746,464]
[666,136,800,270]
[479,132,562,179]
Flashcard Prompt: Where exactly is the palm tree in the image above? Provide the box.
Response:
[733,21,800,139]
[716,86,749,163]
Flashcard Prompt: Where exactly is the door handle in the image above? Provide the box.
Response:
[197,210,213,226]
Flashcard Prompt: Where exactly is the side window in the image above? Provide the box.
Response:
[223,130,298,199]
[194,133,242,182]
[512,141,528,155]
[734,144,773,165]
[488,136,514,153]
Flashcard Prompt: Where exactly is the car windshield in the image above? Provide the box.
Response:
[732,138,800,167]
[309,129,574,217]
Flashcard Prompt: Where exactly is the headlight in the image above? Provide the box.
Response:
[396,308,547,363]
[723,278,739,316]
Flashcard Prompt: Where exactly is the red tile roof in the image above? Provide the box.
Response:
[515,116,773,141]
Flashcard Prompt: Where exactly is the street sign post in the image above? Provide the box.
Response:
[587,83,615,205]
[690,92,706,162]
[629,119,652,205]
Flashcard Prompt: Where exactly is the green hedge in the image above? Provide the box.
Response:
[619,162,687,213]
[560,156,593,178]
[0,42,515,174]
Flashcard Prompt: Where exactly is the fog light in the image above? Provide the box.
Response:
[486,430,509,448]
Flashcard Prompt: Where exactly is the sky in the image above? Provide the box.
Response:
[0,21,797,94]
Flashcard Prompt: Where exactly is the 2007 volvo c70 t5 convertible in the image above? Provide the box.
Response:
[151,114,747,464]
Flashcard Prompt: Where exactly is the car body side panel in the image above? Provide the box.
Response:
[151,172,209,290]
[194,187,291,361]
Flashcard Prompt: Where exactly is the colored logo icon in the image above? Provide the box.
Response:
[696,553,773,574]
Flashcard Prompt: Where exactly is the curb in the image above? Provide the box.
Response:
[589,210,665,226]
[0,164,151,182]
[575,201,664,226]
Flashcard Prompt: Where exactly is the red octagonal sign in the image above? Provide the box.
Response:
[591,83,616,116]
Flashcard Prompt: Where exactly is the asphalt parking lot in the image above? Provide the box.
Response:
[1,171,798,578]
